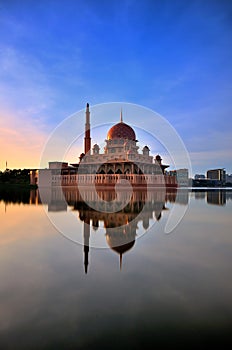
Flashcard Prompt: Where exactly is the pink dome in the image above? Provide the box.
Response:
[107,122,136,141]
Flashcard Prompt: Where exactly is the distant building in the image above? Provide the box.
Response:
[168,168,189,187]
[192,178,212,187]
[207,168,226,185]
[195,174,205,180]
[226,174,232,184]
[37,162,69,187]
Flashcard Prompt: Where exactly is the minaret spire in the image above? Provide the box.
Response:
[120,108,123,123]
[84,103,91,154]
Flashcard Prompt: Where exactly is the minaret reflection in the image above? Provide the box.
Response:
[83,218,90,274]
[61,187,179,274]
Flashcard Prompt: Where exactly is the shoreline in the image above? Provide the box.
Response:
[0,183,37,189]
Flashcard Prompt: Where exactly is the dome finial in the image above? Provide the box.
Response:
[120,108,123,123]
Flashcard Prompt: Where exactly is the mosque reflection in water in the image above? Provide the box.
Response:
[74,188,178,273]
[1,187,231,274]
[40,186,187,273]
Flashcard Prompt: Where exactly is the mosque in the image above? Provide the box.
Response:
[31,103,177,188]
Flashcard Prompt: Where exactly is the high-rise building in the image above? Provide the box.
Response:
[207,169,226,185]
[168,168,189,187]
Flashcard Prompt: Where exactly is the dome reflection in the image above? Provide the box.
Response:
[60,187,178,273]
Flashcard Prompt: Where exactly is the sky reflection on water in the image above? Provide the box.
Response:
[0,188,232,349]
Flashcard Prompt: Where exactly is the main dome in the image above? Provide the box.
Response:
[107,122,136,141]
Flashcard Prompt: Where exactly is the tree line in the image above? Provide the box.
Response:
[0,169,31,185]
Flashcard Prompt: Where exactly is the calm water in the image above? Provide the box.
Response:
[0,187,232,349]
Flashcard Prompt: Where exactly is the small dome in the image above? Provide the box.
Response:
[79,153,85,161]
[107,122,136,141]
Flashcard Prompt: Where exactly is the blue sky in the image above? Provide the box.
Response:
[0,0,232,175]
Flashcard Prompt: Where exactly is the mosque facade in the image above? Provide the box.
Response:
[31,103,177,188]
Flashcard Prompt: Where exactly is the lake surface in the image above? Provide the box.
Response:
[0,187,232,349]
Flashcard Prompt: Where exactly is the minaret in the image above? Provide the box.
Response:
[84,103,91,154]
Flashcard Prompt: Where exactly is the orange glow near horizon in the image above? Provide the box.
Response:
[0,109,48,171]
[0,201,49,247]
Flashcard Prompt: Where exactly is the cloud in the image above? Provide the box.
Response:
[187,129,232,152]
[0,45,55,116]
[189,149,232,174]
[185,126,232,173]
[190,149,232,161]
[0,43,86,170]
